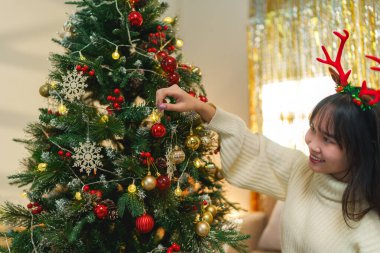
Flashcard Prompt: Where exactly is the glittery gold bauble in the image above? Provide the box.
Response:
[39,83,50,97]
[175,39,184,48]
[37,163,47,172]
[202,211,214,224]
[128,183,137,193]
[170,146,185,164]
[206,205,217,217]
[163,16,173,24]
[154,226,165,242]
[185,134,201,150]
[195,221,210,237]
[75,192,82,200]
[100,115,109,123]
[174,187,182,197]
[57,104,68,115]
[201,136,212,147]
[193,158,204,169]
[112,50,120,60]
[141,175,156,191]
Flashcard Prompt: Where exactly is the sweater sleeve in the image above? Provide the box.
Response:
[207,107,306,200]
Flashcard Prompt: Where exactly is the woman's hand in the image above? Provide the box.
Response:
[156,85,216,123]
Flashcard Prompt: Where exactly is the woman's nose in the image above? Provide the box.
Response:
[308,139,321,153]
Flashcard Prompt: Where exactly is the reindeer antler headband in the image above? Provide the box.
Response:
[317,30,380,110]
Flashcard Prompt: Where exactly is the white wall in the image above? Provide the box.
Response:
[0,0,250,210]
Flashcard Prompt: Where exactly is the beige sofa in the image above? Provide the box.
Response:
[227,199,283,253]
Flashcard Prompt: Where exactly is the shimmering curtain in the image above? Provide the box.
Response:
[248,0,380,211]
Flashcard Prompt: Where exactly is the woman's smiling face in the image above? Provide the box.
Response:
[305,113,349,181]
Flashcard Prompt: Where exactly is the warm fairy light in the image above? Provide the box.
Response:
[175,39,184,48]
[163,16,173,24]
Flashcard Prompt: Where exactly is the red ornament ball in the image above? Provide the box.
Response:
[135,213,155,233]
[128,11,143,27]
[156,51,168,61]
[167,72,180,86]
[161,56,177,73]
[151,123,166,138]
[94,204,108,219]
[156,174,171,190]
[171,243,181,251]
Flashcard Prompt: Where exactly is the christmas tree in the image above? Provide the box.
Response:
[0,0,248,252]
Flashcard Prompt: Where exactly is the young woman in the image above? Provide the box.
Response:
[155,31,380,252]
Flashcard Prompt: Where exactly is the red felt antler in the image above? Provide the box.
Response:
[359,55,380,106]
[316,30,352,86]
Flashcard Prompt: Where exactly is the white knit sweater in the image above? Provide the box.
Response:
[208,108,380,253]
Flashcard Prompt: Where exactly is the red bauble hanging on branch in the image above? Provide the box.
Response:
[161,56,177,73]
[156,174,171,190]
[167,72,180,86]
[128,11,143,27]
[135,213,155,233]
[151,123,166,138]
[94,204,108,219]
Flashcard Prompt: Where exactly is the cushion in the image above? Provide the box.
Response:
[257,201,284,250]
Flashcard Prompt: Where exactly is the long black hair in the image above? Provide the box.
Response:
[310,92,380,224]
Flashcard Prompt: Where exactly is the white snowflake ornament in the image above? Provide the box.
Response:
[60,69,88,101]
[73,140,103,175]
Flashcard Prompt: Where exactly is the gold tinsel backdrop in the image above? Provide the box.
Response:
[248,0,380,211]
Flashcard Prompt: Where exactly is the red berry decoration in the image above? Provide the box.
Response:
[167,72,180,86]
[82,185,90,192]
[128,11,143,27]
[58,150,64,156]
[88,69,95,76]
[135,213,155,233]
[94,204,108,219]
[151,123,166,138]
[27,202,43,215]
[188,91,196,97]
[156,174,171,190]
[65,151,72,158]
[161,56,177,73]
[199,95,208,103]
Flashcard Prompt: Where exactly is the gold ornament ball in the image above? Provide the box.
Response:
[75,192,82,200]
[112,50,120,60]
[39,83,50,97]
[154,227,166,242]
[37,163,47,172]
[193,158,204,169]
[174,187,182,197]
[141,175,156,191]
[171,146,185,164]
[202,211,214,224]
[206,204,217,217]
[195,221,210,237]
[58,104,68,115]
[100,115,109,123]
[186,134,201,150]
[163,16,174,24]
[128,183,137,193]
[175,39,184,48]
